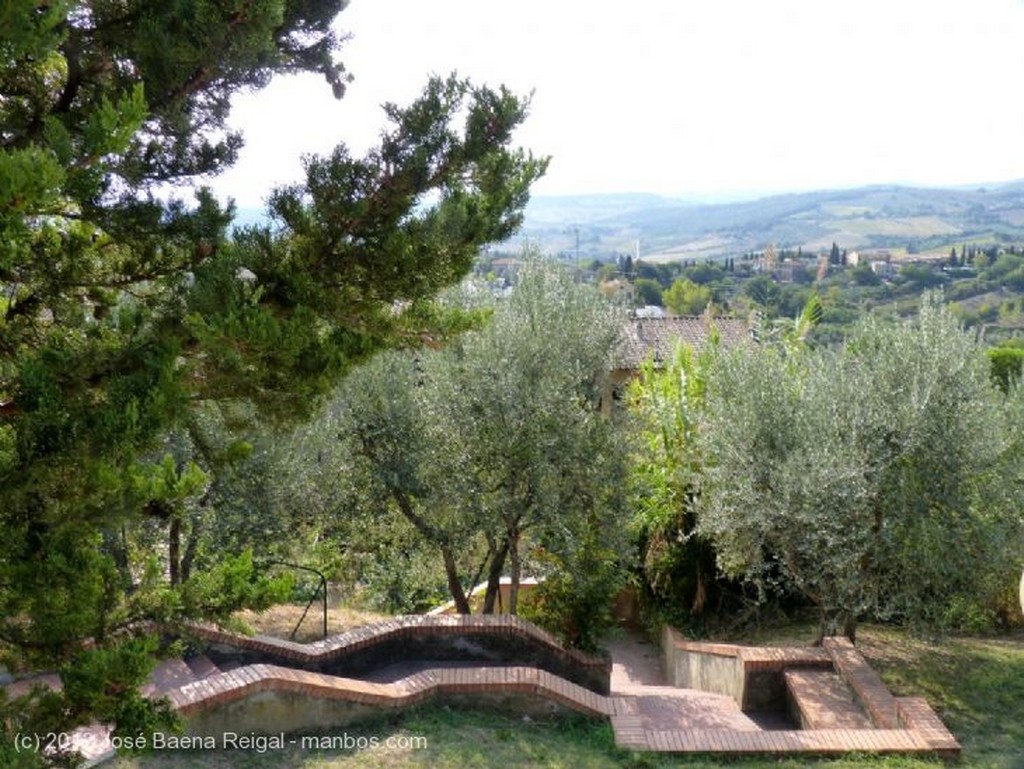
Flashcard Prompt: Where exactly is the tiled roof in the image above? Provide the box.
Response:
[616,315,750,370]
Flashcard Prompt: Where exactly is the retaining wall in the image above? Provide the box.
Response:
[184,614,611,695]
[661,627,831,711]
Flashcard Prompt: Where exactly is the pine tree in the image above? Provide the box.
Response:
[0,2,545,753]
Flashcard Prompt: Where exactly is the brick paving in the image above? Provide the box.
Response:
[3,617,960,763]
[784,668,873,729]
[631,632,960,759]
[606,631,772,733]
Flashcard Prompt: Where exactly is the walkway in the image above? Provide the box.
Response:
[2,618,960,763]
[604,630,789,747]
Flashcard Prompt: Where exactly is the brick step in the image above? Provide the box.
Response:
[785,668,872,729]
[634,727,927,754]
[145,658,197,695]
[823,637,899,727]
[184,654,220,680]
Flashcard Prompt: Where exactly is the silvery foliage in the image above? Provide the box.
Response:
[329,262,631,607]
[698,295,1023,630]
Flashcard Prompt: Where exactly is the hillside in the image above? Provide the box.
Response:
[513,181,1024,261]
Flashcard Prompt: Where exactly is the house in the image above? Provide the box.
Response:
[870,260,896,279]
[602,313,751,414]
[635,305,667,319]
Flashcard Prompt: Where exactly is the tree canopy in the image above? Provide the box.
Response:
[697,297,1024,639]
[1,2,545,759]
[333,263,630,646]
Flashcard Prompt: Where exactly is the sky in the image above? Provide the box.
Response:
[211,0,1024,208]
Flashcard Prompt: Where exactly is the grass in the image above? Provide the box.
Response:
[111,619,1024,769]
[231,601,390,644]
[856,628,1024,769]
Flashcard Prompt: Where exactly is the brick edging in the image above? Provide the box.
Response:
[822,637,900,728]
[167,663,615,719]
[182,614,608,671]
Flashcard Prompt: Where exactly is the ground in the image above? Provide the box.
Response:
[107,607,1024,769]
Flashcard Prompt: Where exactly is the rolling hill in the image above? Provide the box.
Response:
[512,181,1024,261]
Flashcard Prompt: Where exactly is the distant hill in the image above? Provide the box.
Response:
[511,181,1024,261]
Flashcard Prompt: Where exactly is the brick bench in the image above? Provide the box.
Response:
[784,668,872,729]
[183,615,611,694]
[822,637,899,728]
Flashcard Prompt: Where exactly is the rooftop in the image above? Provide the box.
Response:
[617,315,751,370]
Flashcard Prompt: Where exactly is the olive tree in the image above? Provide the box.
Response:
[698,297,1024,640]
[333,264,632,642]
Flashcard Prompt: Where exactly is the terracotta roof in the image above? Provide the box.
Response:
[616,315,750,370]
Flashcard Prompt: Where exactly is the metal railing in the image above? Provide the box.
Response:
[259,560,329,641]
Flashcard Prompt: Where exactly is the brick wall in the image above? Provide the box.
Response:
[661,628,831,710]
[184,615,611,694]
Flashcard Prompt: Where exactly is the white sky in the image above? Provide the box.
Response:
[211,0,1024,208]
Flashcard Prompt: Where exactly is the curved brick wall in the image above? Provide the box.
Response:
[182,614,612,695]
[171,662,619,740]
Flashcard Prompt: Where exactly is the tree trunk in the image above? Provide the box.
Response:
[105,527,130,582]
[817,609,857,644]
[482,536,509,614]
[442,546,472,614]
[508,530,521,615]
[842,614,858,644]
[180,515,201,584]
[168,516,181,587]
[389,487,470,612]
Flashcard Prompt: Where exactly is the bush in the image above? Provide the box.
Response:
[988,346,1024,393]
[519,532,624,653]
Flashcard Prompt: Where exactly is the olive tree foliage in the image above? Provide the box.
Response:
[1,2,545,760]
[626,301,822,629]
[697,297,1024,640]
[332,264,632,641]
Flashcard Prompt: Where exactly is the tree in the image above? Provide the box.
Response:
[445,265,628,618]
[334,264,630,638]
[740,274,781,316]
[627,340,725,625]
[633,277,663,306]
[663,277,712,316]
[1,3,545,759]
[829,242,841,265]
[683,262,725,286]
[988,341,1024,393]
[899,263,945,288]
[852,262,882,286]
[621,254,635,278]
[697,297,1024,641]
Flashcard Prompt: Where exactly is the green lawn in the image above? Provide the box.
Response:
[111,624,1024,769]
